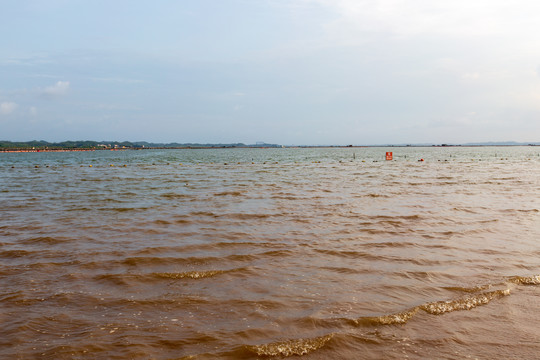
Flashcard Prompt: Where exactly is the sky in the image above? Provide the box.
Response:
[1,0,540,145]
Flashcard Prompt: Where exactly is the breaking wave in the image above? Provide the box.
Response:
[508,275,540,285]
[420,289,511,315]
[246,334,334,357]
[350,275,540,326]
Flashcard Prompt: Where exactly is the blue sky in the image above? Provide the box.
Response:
[1,0,540,145]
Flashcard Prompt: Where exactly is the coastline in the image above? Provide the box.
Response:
[0,149,98,153]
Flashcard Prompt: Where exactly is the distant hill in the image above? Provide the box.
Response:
[1,140,538,150]
[366,141,540,147]
[462,141,540,146]
[0,140,283,150]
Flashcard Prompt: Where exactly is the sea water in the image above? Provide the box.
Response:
[1,146,539,359]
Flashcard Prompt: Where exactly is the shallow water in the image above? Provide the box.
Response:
[1,147,539,359]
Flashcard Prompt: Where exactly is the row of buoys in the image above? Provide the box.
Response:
[8,156,535,170]
[20,160,425,168]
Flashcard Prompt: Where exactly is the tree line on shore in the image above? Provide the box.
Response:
[0,140,282,150]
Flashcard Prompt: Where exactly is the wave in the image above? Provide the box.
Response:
[443,284,493,293]
[160,193,192,199]
[182,285,516,360]
[213,191,244,197]
[152,270,226,279]
[222,213,275,220]
[353,308,419,326]
[0,249,35,258]
[508,275,540,285]
[80,249,292,271]
[349,275,540,327]
[182,211,278,220]
[345,289,510,327]
[94,267,247,284]
[19,236,71,245]
[313,249,445,266]
[363,193,391,198]
[245,334,334,357]
[420,289,510,315]
[130,241,282,256]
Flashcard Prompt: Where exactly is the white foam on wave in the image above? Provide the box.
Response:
[247,334,334,357]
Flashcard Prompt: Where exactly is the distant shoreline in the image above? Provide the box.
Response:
[1,139,539,152]
[0,149,99,153]
[1,144,538,153]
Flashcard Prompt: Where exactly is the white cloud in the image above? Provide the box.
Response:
[30,106,37,116]
[0,102,18,115]
[42,81,70,96]
[301,0,540,41]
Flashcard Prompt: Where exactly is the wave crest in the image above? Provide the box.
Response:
[359,308,419,325]
[508,275,540,285]
[420,289,510,315]
[246,334,333,357]
[153,270,225,279]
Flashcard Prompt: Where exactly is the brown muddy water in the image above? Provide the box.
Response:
[1,147,539,359]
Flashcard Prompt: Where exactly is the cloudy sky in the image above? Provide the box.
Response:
[1,0,540,145]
